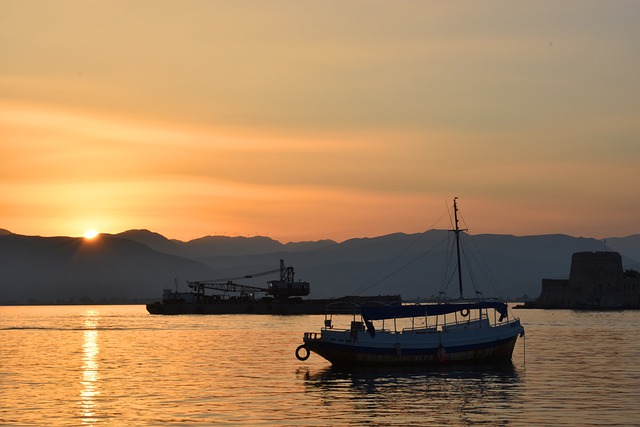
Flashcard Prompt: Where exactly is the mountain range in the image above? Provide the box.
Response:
[1,227,639,304]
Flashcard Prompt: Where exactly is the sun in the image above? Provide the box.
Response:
[83,229,99,239]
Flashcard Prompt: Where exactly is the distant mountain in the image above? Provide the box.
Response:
[1,228,638,304]
[606,235,640,268]
[0,229,12,236]
[0,234,216,304]
[115,230,338,259]
[283,239,337,252]
[185,230,636,300]
[180,235,285,258]
[114,229,182,255]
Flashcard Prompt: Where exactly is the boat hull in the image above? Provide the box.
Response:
[306,335,519,366]
[146,295,402,315]
[303,321,523,366]
[146,300,329,315]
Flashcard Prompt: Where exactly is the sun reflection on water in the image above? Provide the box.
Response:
[80,310,100,425]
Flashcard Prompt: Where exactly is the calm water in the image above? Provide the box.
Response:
[1,306,639,426]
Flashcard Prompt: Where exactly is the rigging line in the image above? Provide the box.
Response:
[441,227,466,295]
[458,233,487,300]
[354,235,450,296]
[456,221,506,299]
[439,199,460,294]
[440,259,458,296]
[354,209,450,295]
[440,204,478,300]
[460,239,482,299]
[466,235,506,299]
[439,233,455,294]
[436,236,458,300]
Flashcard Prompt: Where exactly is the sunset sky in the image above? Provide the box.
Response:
[2,1,639,242]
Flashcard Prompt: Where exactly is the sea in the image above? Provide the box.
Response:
[1,305,639,426]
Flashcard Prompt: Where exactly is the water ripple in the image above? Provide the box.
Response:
[1,306,639,426]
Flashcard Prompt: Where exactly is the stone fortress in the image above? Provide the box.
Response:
[528,251,640,309]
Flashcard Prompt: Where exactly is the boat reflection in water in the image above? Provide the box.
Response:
[80,310,100,425]
[300,363,523,425]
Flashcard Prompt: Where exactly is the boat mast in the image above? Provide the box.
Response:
[452,197,467,299]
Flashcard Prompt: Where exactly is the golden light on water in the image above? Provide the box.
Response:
[80,310,100,425]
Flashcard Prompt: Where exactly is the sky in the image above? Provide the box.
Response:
[2,1,639,243]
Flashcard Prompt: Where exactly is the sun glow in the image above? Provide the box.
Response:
[83,230,99,239]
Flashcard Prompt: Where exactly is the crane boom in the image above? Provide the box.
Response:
[187,280,268,294]
[186,259,310,300]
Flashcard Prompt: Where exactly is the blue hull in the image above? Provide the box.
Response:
[304,334,520,366]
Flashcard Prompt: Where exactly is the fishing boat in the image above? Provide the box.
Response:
[295,198,525,366]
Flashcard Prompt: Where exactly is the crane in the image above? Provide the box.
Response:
[187,260,310,300]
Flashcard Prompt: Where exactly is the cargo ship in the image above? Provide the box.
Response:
[146,260,401,315]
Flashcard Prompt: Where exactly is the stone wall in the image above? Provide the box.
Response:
[569,251,623,294]
[530,251,640,309]
[535,279,571,308]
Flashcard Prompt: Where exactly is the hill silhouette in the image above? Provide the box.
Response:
[0,233,216,304]
[0,229,638,304]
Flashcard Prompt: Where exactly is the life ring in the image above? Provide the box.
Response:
[460,308,470,317]
[295,344,310,361]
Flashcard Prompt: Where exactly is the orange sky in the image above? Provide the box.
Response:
[2,1,639,242]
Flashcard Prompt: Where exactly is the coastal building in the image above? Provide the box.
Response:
[530,251,640,309]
